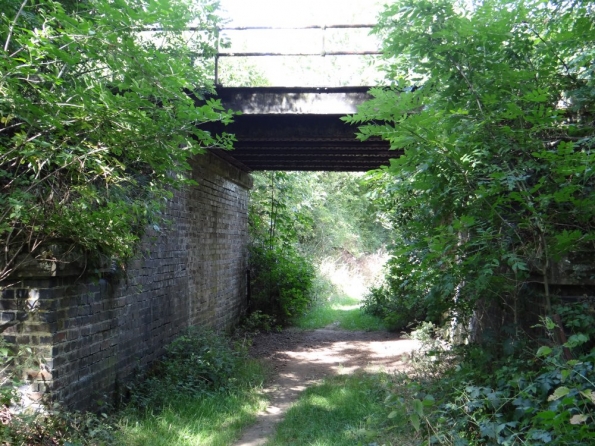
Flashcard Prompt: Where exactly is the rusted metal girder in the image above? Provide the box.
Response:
[201,87,398,172]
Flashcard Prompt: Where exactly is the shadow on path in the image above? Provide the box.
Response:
[234,327,420,446]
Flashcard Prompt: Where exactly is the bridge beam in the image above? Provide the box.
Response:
[203,87,398,172]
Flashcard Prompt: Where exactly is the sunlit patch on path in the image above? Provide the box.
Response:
[233,328,419,446]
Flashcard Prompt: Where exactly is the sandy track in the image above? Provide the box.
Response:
[234,327,420,446]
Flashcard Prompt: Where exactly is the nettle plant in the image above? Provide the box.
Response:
[0,0,234,281]
[350,0,595,330]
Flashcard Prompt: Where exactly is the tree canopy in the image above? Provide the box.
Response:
[0,0,233,280]
[347,0,595,330]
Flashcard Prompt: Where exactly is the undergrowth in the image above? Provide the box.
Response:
[379,302,595,445]
[116,328,268,445]
[0,328,267,445]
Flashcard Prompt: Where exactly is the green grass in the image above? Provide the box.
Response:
[115,359,268,446]
[293,293,386,331]
[265,373,392,446]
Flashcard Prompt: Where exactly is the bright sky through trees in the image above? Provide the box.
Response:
[216,0,384,86]
[218,0,383,26]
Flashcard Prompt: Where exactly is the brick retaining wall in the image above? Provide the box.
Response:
[0,153,252,409]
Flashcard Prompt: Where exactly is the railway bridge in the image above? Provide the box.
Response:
[2,82,401,411]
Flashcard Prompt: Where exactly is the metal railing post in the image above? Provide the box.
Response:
[214,27,220,86]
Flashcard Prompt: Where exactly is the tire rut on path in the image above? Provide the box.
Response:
[234,326,420,446]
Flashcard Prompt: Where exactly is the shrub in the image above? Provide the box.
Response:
[0,0,232,281]
[127,327,250,409]
[363,285,429,332]
[248,245,315,325]
[239,310,281,335]
[382,302,595,445]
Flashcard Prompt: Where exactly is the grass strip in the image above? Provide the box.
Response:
[116,386,267,446]
[293,293,386,331]
[115,358,268,446]
[266,373,390,446]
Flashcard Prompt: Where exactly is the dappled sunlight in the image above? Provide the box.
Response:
[237,329,419,445]
[294,253,390,331]
[266,373,394,446]
[117,390,268,446]
[283,336,420,376]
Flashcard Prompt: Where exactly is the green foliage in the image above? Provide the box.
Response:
[116,327,267,446]
[347,0,595,330]
[249,244,315,324]
[381,302,595,445]
[0,337,27,408]
[238,310,281,335]
[247,172,314,323]
[364,281,434,332]
[294,172,390,258]
[247,171,390,324]
[0,0,233,280]
[127,327,251,408]
[249,172,389,259]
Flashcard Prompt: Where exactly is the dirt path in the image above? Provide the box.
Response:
[234,326,420,446]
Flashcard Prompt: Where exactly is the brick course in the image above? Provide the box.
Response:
[0,153,252,410]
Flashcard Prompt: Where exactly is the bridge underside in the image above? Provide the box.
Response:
[203,87,399,172]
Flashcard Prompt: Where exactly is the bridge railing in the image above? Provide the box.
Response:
[214,24,382,86]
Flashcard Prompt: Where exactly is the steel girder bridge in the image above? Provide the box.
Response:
[202,24,396,172]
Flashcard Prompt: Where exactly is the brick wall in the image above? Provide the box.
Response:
[0,153,252,410]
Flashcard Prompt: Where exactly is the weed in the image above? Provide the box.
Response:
[125,327,260,409]
[239,310,281,335]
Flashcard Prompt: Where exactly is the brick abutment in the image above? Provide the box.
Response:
[0,153,252,410]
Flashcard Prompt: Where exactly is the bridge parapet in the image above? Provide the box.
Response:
[215,86,372,115]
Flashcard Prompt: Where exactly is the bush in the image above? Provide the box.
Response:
[382,301,595,445]
[248,245,315,325]
[239,310,281,335]
[363,285,429,332]
[0,0,232,281]
[127,327,251,409]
